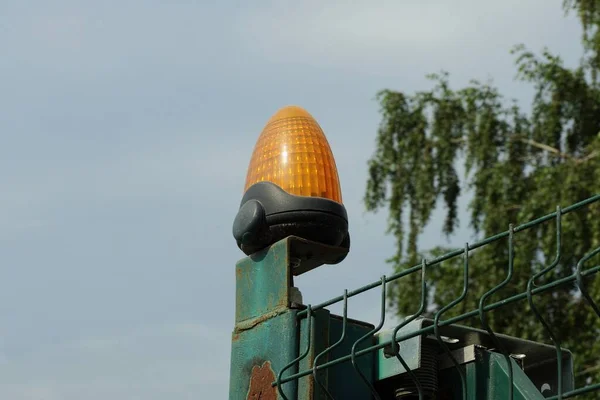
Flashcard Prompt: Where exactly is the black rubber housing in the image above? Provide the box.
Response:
[232,182,350,257]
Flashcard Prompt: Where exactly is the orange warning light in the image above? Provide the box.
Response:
[244,105,343,204]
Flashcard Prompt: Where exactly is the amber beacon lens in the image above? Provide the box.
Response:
[233,105,349,261]
[244,105,343,204]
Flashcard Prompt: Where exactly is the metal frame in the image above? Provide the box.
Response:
[229,194,600,399]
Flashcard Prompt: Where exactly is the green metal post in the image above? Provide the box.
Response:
[228,236,374,399]
[229,238,299,400]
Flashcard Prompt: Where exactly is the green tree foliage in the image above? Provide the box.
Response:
[365,1,600,393]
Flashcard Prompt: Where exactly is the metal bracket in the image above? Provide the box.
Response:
[375,317,574,398]
[287,236,349,276]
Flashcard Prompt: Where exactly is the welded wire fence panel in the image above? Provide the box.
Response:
[273,194,600,399]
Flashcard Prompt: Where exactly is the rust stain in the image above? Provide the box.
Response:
[247,361,277,400]
[234,308,287,333]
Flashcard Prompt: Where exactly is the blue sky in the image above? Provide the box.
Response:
[0,1,583,399]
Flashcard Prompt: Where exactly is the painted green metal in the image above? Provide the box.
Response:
[298,309,330,399]
[230,196,600,399]
[275,195,600,393]
[438,348,546,399]
[376,318,575,399]
[229,236,357,400]
[375,320,425,381]
[296,310,375,400]
[230,238,297,400]
[325,315,375,399]
[230,311,298,399]
[234,239,292,324]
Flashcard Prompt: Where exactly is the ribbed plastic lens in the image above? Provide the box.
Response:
[244,105,343,204]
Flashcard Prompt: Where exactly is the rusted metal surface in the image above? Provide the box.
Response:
[247,361,277,400]
[231,237,351,399]
[230,310,298,399]
[230,238,300,399]
[235,239,292,324]
[235,309,288,333]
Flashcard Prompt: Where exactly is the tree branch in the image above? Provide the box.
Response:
[576,363,600,377]
[517,137,572,159]
[445,136,598,164]
[579,150,599,163]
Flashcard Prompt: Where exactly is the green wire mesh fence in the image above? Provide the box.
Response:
[272,194,600,399]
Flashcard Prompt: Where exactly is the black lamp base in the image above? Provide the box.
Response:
[233,182,350,260]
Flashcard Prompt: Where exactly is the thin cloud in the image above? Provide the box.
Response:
[235,0,581,74]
